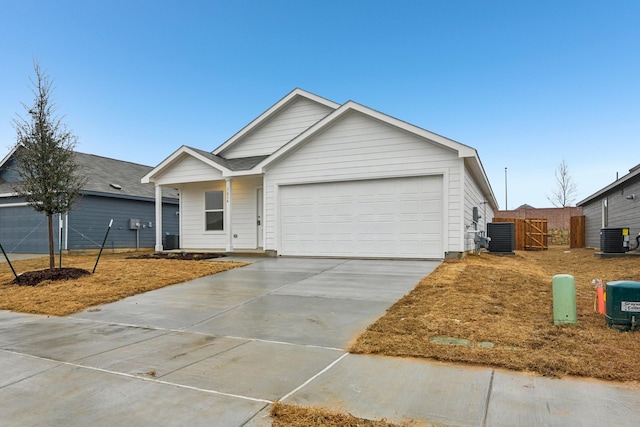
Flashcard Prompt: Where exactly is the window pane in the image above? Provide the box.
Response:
[205,191,224,210]
[206,211,224,231]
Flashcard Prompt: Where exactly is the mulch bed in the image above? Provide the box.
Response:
[127,252,225,260]
[13,268,91,286]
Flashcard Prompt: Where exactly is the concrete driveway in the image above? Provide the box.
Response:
[0,257,439,426]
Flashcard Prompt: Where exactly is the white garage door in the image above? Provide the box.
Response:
[280,176,443,258]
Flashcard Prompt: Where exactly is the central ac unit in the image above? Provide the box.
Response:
[487,222,515,254]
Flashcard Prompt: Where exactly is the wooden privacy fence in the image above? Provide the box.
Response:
[491,216,586,250]
[491,218,548,250]
[570,215,586,248]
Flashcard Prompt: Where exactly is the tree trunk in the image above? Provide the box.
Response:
[47,213,54,271]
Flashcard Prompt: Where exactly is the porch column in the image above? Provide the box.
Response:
[226,178,233,252]
[155,184,163,251]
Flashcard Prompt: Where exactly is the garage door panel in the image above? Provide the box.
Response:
[280,176,443,258]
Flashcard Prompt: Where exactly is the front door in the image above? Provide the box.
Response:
[257,188,264,248]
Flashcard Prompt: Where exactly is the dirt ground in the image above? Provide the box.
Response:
[351,246,640,382]
[0,251,246,316]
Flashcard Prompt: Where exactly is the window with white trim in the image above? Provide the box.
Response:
[205,190,224,231]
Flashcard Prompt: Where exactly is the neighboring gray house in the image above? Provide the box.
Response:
[577,163,640,249]
[143,88,498,259]
[0,148,179,253]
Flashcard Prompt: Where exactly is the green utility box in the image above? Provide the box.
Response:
[605,281,640,331]
[552,274,577,325]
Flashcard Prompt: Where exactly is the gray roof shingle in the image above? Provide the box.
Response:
[185,146,267,171]
[0,151,178,201]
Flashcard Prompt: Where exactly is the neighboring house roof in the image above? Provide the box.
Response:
[577,163,640,206]
[0,149,178,201]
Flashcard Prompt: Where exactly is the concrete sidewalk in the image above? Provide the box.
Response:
[0,253,45,262]
[0,257,639,426]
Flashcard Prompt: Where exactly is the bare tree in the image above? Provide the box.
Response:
[547,159,578,207]
[11,62,86,270]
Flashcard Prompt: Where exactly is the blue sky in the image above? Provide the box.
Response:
[1,1,638,210]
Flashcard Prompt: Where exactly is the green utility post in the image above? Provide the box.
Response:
[552,274,577,325]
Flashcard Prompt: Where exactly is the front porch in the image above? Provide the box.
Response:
[151,175,265,253]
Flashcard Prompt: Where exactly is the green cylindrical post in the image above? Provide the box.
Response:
[553,274,577,324]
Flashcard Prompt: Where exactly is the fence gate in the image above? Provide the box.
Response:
[524,219,548,250]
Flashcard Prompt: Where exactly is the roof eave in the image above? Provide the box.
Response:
[464,154,500,211]
[0,144,21,169]
[142,146,231,184]
[577,167,640,206]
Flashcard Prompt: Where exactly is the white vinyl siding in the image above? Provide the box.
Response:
[220,98,334,159]
[154,155,224,186]
[264,111,462,257]
[280,177,442,258]
[463,167,494,252]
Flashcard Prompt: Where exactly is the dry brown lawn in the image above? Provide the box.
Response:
[351,246,640,382]
[0,251,247,316]
[270,402,420,427]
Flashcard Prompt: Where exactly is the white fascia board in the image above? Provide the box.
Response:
[0,144,21,169]
[252,101,353,171]
[465,155,499,211]
[577,166,640,206]
[347,102,477,157]
[212,88,340,156]
[0,202,29,208]
[142,145,188,183]
[141,146,231,184]
[0,192,19,198]
[348,102,498,208]
[255,100,480,171]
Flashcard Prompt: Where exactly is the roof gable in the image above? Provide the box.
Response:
[213,88,339,159]
[142,89,497,210]
[254,100,497,211]
[258,101,478,168]
[142,146,231,185]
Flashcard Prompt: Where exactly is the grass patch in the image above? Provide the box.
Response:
[0,251,247,316]
[270,402,420,427]
[350,247,640,382]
